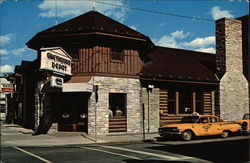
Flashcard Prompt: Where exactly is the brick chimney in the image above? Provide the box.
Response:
[216,18,249,121]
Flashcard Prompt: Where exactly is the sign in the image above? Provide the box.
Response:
[40,47,72,75]
[0,83,13,93]
[0,88,13,93]
[50,76,63,88]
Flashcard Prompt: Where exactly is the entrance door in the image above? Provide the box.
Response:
[56,93,90,132]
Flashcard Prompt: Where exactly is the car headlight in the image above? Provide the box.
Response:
[172,127,179,132]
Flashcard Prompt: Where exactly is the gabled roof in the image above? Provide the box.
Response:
[140,46,218,83]
[27,11,151,49]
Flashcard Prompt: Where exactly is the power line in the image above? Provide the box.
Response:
[94,0,214,22]
[55,0,58,25]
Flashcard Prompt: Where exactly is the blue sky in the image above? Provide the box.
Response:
[0,0,249,73]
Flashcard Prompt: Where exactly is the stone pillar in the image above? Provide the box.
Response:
[216,18,249,121]
[87,76,142,135]
[141,87,159,133]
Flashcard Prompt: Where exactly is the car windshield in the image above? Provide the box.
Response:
[181,116,199,123]
[243,114,250,120]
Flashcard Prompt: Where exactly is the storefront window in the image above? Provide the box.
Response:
[165,90,205,115]
[109,93,127,117]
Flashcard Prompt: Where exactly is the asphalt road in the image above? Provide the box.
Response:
[1,136,249,163]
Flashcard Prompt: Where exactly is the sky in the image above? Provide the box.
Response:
[0,0,249,74]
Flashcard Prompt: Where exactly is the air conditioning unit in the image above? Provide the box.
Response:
[50,76,63,88]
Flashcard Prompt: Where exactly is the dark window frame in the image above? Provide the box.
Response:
[110,48,125,62]
[109,93,127,117]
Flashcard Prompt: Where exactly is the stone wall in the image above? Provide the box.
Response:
[140,87,159,133]
[216,18,249,121]
[88,76,142,135]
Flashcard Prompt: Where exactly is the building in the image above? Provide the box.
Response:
[9,11,249,135]
[0,77,14,122]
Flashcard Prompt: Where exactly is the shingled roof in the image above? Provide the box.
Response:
[27,11,151,49]
[140,46,218,83]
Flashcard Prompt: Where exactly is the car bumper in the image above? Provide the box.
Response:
[159,131,183,137]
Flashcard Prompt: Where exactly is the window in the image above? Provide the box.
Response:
[195,92,203,114]
[111,49,124,62]
[109,93,127,117]
[200,117,209,123]
[167,90,176,114]
[179,91,192,114]
[209,117,218,123]
[165,90,205,115]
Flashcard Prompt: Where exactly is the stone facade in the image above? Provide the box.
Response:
[88,76,142,135]
[140,87,159,133]
[216,18,249,121]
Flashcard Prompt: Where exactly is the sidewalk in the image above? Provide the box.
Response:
[0,123,159,147]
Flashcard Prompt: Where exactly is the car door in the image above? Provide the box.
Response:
[207,117,221,135]
[197,117,211,136]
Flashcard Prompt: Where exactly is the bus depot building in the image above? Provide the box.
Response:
[8,11,249,135]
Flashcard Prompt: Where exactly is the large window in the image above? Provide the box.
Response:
[165,90,208,115]
[109,93,127,117]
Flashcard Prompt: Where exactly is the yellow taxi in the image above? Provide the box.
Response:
[235,113,250,133]
[158,113,241,141]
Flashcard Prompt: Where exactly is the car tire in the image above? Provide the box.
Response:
[221,131,229,138]
[182,131,192,141]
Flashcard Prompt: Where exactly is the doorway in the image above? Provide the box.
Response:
[52,92,90,132]
[108,93,127,132]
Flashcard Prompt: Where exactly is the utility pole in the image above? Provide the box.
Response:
[55,0,58,25]
[92,0,96,11]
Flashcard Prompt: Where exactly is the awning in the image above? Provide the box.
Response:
[62,83,93,92]
[41,76,94,93]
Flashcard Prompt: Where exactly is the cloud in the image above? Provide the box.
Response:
[0,49,9,55]
[153,30,215,53]
[0,65,14,73]
[38,0,128,22]
[0,34,14,46]
[129,25,137,30]
[0,47,32,58]
[12,47,26,56]
[195,47,216,53]
[211,6,234,20]
[171,30,190,40]
[153,30,190,48]
[182,36,215,48]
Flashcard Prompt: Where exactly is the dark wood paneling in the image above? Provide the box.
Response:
[203,92,212,115]
[109,116,127,132]
[72,46,143,76]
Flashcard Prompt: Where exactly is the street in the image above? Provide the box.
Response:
[1,136,249,163]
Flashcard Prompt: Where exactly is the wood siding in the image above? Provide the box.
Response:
[159,89,213,126]
[72,46,143,76]
[203,92,212,115]
[109,116,127,132]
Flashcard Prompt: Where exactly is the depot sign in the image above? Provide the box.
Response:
[40,47,72,75]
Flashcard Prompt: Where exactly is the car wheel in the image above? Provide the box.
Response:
[182,131,192,141]
[221,131,229,138]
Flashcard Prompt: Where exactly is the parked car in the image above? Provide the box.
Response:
[158,114,241,141]
[235,113,250,133]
